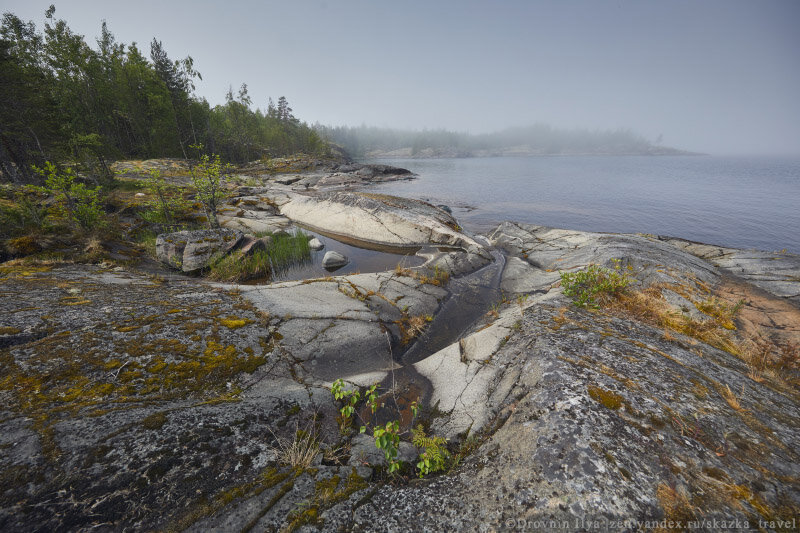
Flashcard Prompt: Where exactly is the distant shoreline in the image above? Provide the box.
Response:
[363,147,704,159]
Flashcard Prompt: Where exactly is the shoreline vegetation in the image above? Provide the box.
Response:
[2,6,696,187]
[2,7,799,533]
[315,124,700,159]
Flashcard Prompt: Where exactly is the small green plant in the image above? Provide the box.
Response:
[560,259,632,308]
[330,380,404,473]
[373,420,401,473]
[34,161,104,230]
[189,145,232,229]
[331,378,361,433]
[140,170,188,225]
[0,186,50,236]
[332,379,382,435]
[411,424,449,477]
[331,380,456,476]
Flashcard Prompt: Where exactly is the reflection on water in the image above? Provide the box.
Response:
[269,229,425,282]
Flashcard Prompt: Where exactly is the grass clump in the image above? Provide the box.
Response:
[695,297,744,330]
[396,313,433,345]
[206,231,311,282]
[270,419,321,469]
[560,259,632,308]
[394,264,450,287]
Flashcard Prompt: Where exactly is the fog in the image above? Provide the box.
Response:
[5,0,800,155]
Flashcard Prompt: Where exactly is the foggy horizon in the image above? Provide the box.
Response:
[4,0,799,156]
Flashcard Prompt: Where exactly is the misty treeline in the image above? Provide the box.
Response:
[0,7,328,183]
[316,124,669,158]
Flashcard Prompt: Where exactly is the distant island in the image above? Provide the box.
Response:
[315,123,700,159]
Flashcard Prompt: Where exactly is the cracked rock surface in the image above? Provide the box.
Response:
[1,217,799,531]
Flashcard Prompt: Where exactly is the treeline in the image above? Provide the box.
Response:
[316,124,681,158]
[0,7,328,182]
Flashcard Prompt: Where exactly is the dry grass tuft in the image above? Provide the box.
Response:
[607,283,799,390]
[721,384,746,412]
[656,483,697,529]
[394,264,450,287]
[609,285,742,356]
[396,313,433,344]
[270,419,321,469]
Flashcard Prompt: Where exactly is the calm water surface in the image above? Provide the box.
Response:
[364,156,800,253]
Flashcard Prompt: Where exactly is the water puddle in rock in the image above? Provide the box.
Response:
[376,242,507,425]
[267,228,425,282]
[401,246,506,365]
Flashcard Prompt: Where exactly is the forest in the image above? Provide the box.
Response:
[315,123,686,159]
[0,7,328,183]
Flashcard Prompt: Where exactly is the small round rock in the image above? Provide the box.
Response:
[322,250,348,269]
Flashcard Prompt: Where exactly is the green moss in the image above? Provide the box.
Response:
[60,295,91,306]
[587,385,624,410]
[0,264,53,277]
[0,327,22,335]
[218,316,251,329]
[142,411,168,430]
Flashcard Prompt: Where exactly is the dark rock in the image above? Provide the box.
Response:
[156,229,243,272]
[237,235,271,256]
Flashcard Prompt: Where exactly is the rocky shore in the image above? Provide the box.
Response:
[1,160,799,531]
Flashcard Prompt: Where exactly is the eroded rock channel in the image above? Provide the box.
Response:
[2,170,799,531]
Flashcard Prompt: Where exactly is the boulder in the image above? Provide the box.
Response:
[322,250,348,269]
[279,191,484,251]
[156,229,243,272]
[237,235,271,256]
[308,237,324,250]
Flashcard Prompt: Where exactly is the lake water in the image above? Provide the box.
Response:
[364,156,800,254]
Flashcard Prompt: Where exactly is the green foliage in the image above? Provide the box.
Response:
[332,380,456,476]
[0,8,330,184]
[189,147,230,229]
[560,259,632,308]
[0,185,50,236]
[140,170,187,224]
[373,420,401,473]
[207,231,312,282]
[34,162,103,230]
[331,379,361,434]
[331,379,381,435]
[411,425,450,477]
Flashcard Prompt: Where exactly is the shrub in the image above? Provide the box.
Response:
[560,260,632,308]
[140,170,189,225]
[33,161,104,230]
[189,147,232,229]
[0,185,51,238]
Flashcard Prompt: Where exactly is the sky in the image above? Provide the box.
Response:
[3,0,800,155]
